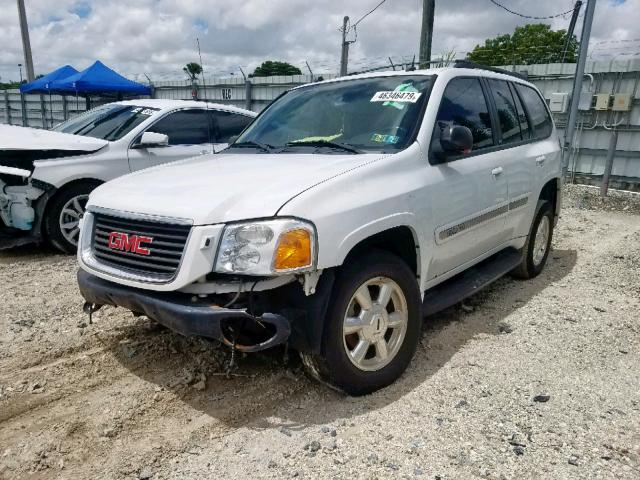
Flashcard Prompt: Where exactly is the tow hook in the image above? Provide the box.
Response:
[82,302,102,324]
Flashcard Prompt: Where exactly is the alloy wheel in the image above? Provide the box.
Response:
[342,276,409,372]
[532,215,550,266]
[59,194,89,247]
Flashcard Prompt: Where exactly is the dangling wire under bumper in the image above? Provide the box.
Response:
[77,270,291,352]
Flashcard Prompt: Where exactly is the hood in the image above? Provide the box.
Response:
[0,124,108,172]
[88,151,382,225]
[0,124,108,151]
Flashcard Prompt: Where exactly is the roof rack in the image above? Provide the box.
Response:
[453,60,528,80]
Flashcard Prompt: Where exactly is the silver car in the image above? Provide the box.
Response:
[0,99,256,252]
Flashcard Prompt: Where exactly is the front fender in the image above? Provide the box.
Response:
[335,212,422,266]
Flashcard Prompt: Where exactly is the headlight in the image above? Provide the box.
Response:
[215,218,316,275]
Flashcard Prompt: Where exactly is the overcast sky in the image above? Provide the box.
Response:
[1,0,638,83]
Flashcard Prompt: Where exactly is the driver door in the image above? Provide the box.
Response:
[128,108,213,172]
[427,77,509,279]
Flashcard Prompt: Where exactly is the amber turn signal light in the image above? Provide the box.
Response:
[273,228,312,271]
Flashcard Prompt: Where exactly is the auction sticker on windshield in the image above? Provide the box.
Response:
[370,91,422,103]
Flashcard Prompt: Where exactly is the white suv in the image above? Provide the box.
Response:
[0,100,255,252]
[77,65,561,395]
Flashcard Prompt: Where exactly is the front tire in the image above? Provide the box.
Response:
[301,250,421,396]
[44,182,98,254]
[511,200,554,279]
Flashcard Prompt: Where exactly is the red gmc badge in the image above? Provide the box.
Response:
[107,232,153,256]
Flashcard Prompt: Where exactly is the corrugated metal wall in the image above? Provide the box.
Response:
[1,62,639,186]
[514,61,640,184]
[151,74,331,112]
[1,91,124,129]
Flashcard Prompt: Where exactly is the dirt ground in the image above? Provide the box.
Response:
[1,184,639,480]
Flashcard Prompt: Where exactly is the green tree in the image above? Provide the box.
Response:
[250,61,302,77]
[0,80,25,89]
[467,24,578,66]
[183,62,203,81]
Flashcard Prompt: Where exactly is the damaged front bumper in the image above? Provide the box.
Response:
[0,168,50,249]
[77,269,292,352]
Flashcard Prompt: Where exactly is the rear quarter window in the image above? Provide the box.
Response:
[515,84,553,139]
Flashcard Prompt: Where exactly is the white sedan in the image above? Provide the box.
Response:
[0,99,256,252]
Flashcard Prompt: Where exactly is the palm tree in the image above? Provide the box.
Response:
[183,63,202,82]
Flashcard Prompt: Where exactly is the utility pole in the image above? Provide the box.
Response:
[561,1,583,63]
[339,16,350,76]
[418,0,435,68]
[16,0,35,81]
[564,0,596,174]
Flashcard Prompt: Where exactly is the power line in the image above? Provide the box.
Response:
[343,0,390,40]
[487,0,575,19]
[352,0,388,27]
[339,0,390,76]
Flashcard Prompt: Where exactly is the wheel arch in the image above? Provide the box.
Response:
[537,176,561,225]
[338,221,421,280]
[40,178,103,235]
[290,222,422,357]
[43,177,103,207]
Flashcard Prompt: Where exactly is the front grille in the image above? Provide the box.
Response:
[91,213,191,279]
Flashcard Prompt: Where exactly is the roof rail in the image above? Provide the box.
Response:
[453,60,528,80]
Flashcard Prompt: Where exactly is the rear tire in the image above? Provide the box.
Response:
[44,182,99,254]
[300,250,421,396]
[511,200,554,279]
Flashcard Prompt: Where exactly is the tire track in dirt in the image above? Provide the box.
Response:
[1,310,313,478]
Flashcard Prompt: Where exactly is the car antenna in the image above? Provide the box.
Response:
[196,37,214,153]
[196,37,207,101]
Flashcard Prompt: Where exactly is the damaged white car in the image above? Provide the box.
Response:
[0,100,256,252]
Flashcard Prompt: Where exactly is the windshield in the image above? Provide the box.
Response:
[52,104,159,141]
[233,75,434,153]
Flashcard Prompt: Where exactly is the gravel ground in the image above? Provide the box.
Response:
[0,184,639,480]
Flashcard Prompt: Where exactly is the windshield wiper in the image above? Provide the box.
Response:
[231,141,276,152]
[285,140,362,154]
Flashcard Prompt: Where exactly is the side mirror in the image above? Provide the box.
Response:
[137,131,169,148]
[440,124,473,156]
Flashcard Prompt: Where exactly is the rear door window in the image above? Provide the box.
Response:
[210,111,253,143]
[431,77,494,157]
[488,79,522,145]
[147,109,211,145]
[515,84,552,139]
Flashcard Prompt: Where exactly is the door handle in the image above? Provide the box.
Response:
[535,155,546,166]
[491,167,504,176]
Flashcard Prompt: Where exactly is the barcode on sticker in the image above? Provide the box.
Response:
[371,91,422,103]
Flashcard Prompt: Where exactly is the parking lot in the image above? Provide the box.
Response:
[0,184,639,480]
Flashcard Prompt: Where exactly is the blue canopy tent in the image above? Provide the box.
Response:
[49,60,151,95]
[19,65,79,94]
[19,65,80,128]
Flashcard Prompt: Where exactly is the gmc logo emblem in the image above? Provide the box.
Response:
[107,232,153,256]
